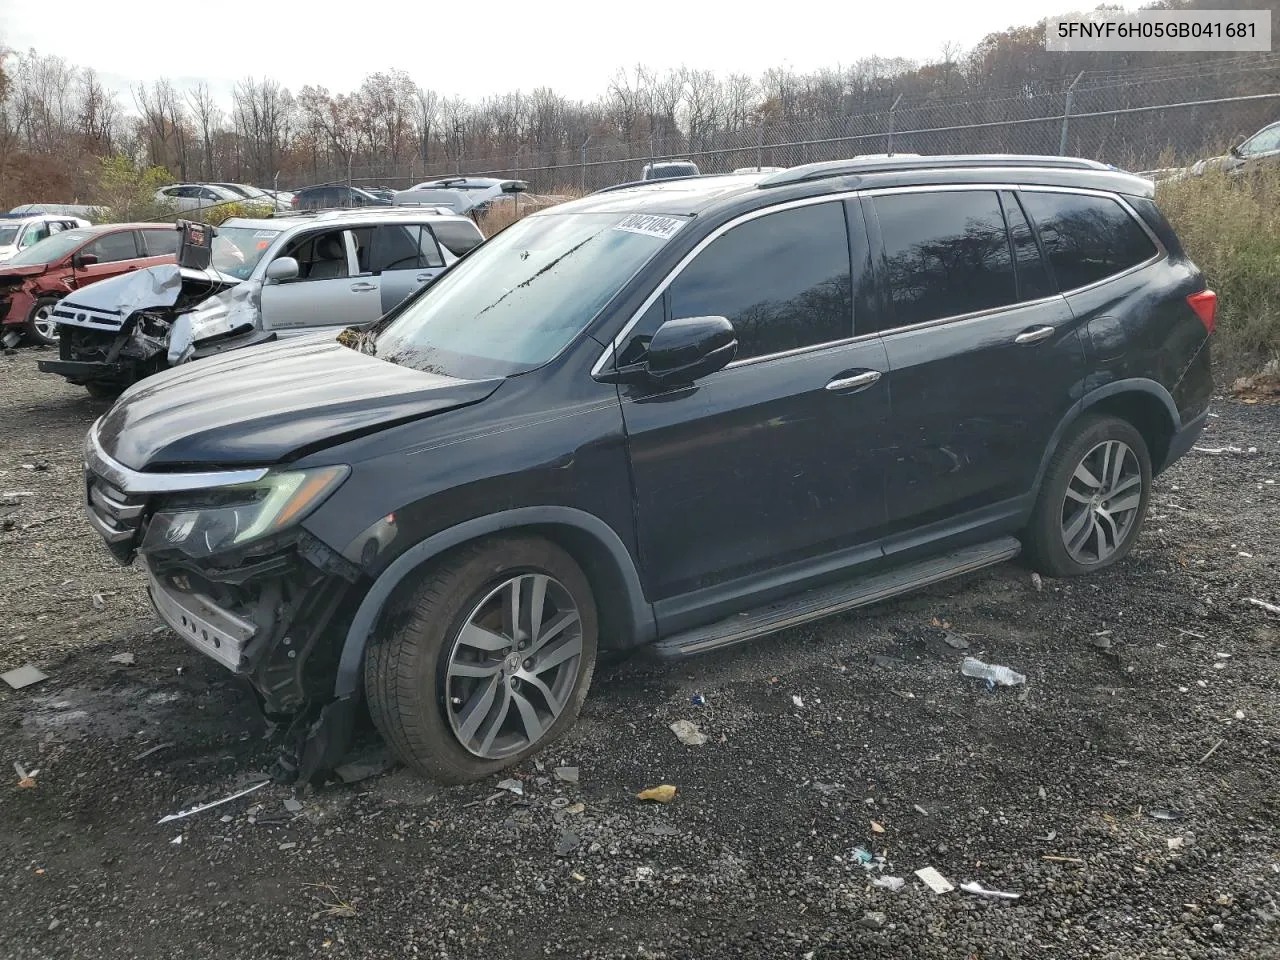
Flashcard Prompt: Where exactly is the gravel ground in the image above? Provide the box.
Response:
[2,345,1279,960]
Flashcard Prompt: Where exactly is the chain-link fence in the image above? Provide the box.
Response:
[319,66,1280,195]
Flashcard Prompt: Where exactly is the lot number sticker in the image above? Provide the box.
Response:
[614,214,686,240]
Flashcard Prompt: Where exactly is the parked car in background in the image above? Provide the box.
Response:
[155,183,247,214]
[264,189,295,207]
[9,203,105,220]
[641,160,700,180]
[359,186,398,202]
[40,207,484,394]
[0,223,179,348]
[76,154,1212,784]
[394,177,527,216]
[211,183,291,212]
[1191,119,1280,177]
[292,185,394,211]
[0,213,92,263]
[732,166,786,174]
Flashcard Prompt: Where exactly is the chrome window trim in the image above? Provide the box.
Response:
[591,182,1166,377]
[85,419,268,495]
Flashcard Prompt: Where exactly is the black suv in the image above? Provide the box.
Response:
[82,155,1214,783]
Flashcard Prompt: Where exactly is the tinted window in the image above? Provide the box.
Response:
[85,231,139,263]
[430,220,484,256]
[873,190,1014,330]
[369,224,443,272]
[1000,192,1053,301]
[1019,192,1157,291]
[668,202,852,361]
[142,228,180,256]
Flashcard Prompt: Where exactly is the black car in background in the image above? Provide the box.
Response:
[291,184,394,210]
[81,156,1214,784]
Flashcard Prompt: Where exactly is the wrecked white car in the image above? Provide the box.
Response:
[38,207,484,396]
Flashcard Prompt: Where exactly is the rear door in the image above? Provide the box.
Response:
[138,227,180,264]
[866,187,1083,544]
[259,227,381,333]
[359,222,448,313]
[74,230,145,285]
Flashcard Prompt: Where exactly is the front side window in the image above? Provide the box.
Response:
[1019,191,1157,291]
[20,223,49,248]
[668,201,852,361]
[873,190,1015,330]
[365,211,685,379]
[85,231,139,263]
[281,229,350,281]
[1239,122,1280,156]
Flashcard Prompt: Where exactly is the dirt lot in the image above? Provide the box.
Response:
[2,345,1279,960]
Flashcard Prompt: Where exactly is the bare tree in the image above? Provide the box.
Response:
[133,79,188,178]
[186,82,220,180]
[412,85,439,174]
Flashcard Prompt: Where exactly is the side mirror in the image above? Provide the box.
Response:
[1229,144,1242,158]
[265,257,299,282]
[72,252,99,269]
[644,316,737,384]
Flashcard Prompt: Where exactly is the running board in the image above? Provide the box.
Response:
[653,537,1021,659]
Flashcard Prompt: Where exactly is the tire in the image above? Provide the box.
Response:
[364,536,598,783]
[1022,414,1152,578]
[84,382,122,401]
[24,297,60,346]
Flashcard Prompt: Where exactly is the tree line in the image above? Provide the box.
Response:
[0,0,1276,206]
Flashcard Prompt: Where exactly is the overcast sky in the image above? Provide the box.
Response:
[1,0,1130,108]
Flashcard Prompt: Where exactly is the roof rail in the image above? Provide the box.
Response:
[758,154,1112,189]
[591,173,713,196]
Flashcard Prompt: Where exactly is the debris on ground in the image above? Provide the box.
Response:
[914,866,955,894]
[1031,572,1043,591]
[306,884,358,920]
[870,876,906,892]
[960,881,1022,901]
[870,820,885,834]
[14,761,39,788]
[1197,738,1226,764]
[960,657,1027,687]
[1148,807,1185,821]
[913,804,929,816]
[812,781,842,796]
[636,784,677,804]
[283,797,303,813]
[332,751,394,784]
[496,778,524,796]
[156,780,270,824]
[555,830,580,857]
[690,694,706,706]
[1193,445,1258,455]
[131,742,174,761]
[563,803,585,815]
[170,835,182,845]
[1247,598,1280,616]
[2,664,48,690]
[859,910,888,930]
[107,652,135,666]
[554,766,579,783]
[669,719,708,746]
[91,593,105,610]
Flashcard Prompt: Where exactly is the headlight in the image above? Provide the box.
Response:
[141,465,349,559]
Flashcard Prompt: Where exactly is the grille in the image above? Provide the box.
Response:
[84,470,148,560]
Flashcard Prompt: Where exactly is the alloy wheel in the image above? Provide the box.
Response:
[1059,439,1143,565]
[444,573,583,759]
[32,304,58,343]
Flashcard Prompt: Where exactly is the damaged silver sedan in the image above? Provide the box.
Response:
[38,208,485,396]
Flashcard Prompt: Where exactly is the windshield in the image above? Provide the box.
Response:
[6,229,92,266]
[211,226,284,280]
[0,226,19,246]
[363,211,687,379]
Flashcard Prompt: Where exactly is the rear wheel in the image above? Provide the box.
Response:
[364,537,598,783]
[1023,414,1152,577]
[84,382,121,401]
[24,297,60,346]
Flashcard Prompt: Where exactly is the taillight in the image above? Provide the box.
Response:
[1186,289,1216,334]
[291,195,299,208]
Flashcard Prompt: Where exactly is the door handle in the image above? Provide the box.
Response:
[825,370,882,392]
[350,282,377,293]
[1014,325,1055,345]
[415,273,434,283]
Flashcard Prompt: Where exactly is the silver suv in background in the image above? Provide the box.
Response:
[40,207,485,395]
[641,160,701,180]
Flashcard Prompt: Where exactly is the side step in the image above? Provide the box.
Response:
[653,536,1021,659]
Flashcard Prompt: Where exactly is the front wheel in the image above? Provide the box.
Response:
[24,297,60,346]
[364,537,598,783]
[1022,414,1152,578]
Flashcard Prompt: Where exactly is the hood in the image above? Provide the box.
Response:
[95,335,503,470]
[59,263,239,315]
[0,262,49,286]
[0,245,15,263]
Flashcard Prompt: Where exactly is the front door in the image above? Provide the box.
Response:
[260,228,381,333]
[614,200,891,624]
[75,230,145,286]
[864,188,1085,541]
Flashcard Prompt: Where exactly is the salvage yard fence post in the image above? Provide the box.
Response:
[1059,71,1085,156]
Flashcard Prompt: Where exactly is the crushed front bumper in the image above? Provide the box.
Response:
[145,562,258,672]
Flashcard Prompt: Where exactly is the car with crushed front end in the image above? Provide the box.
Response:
[80,155,1214,785]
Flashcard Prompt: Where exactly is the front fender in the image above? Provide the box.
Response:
[332,506,656,699]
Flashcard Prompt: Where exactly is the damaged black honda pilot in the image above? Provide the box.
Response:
[82,156,1214,784]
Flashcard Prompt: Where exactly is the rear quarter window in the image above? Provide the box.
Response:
[1019,191,1158,291]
